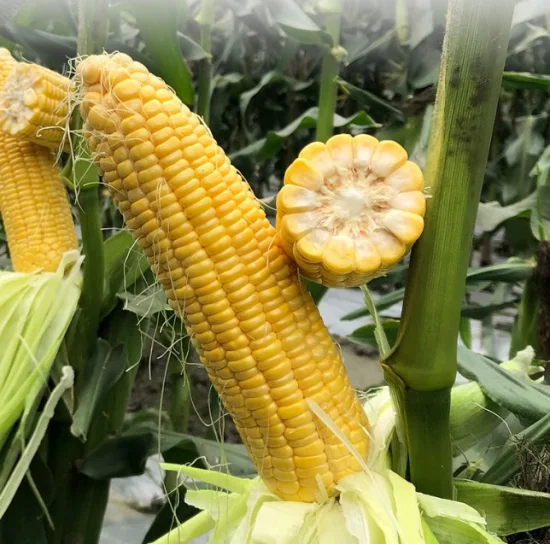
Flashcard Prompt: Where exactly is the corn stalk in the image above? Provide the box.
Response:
[196,0,214,124]
[315,0,342,143]
[385,0,515,498]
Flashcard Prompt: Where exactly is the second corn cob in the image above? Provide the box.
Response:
[76,52,370,503]
[0,48,77,273]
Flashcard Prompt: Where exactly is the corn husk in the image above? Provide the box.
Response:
[0,250,82,517]
[0,250,81,446]
[154,392,504,544]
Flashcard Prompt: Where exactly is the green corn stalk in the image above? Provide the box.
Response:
[315,0,343,143]
[385,0,515,498]
[196,0,214,124]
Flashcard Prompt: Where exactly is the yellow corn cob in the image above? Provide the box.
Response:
[0,62,73,151]
[77,52,370,503]
[0,48,17,217]
[277,135,426,287]
[0,48,16,85]
[0,136,78,272]
[0,50,77,273]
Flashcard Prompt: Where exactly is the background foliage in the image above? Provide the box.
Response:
[0,0,549,542]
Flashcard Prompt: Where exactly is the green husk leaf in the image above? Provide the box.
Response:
[151,510,214,544]
[0,252,82,445]
[387,471,424,544]
[161,463,253,495]
[424,516,503,543]
[417,492,487,526]
[455,479,550,536]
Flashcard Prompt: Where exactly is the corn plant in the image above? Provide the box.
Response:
[0,0,549,543]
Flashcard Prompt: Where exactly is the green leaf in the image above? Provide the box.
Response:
[101,231,149,317]
[178,32,209,61]
[70,339,127,440]
[265,0,331,45]
[0,476,47,543]
[337,78,405,120]
[530,186,550,241]
[466,261,534,283]
[457,345,550,422]
[424,516,503,544]
[341,261,534,322]
[460,298,520,320]
[79,433,153,479]
[344,29,395,66]
[118,286,171,317]
[240,71,312,133]
[229,107,377,162]
[476,193,537,233]
[348,320,400,351]
[481,412,550,485]
[502,71,550,90]
[122,413,257,477]
[132,0,194,104]
[304,280,327,305]
[455,479,550,536]
[1,22,75,66]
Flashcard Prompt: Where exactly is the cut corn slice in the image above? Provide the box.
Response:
[277,135,426,287]
[76,52,370,503]
[0,62,74,151]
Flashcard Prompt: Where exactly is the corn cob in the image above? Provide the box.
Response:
[277,135,426,287]
[0,136,78,272]
[0,48,16,85]
[77,52,370,502]
[0,62,73,151]
[0,48,17,216]
[0,50,77,273]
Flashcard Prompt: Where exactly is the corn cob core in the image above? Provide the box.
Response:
[0,49,77,273]
[277,135,426,287]
[76,53,370,502]
[0,63,73,150]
